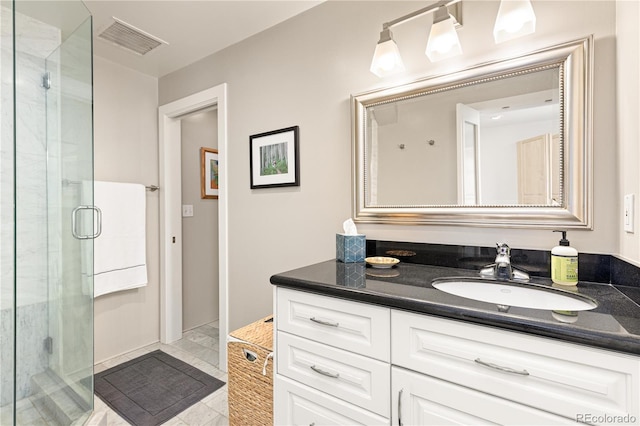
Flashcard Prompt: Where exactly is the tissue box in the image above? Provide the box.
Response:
[336,233,365,263]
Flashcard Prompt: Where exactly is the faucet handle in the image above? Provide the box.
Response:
[496,242,510,256]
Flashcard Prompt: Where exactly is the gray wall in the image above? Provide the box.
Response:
[158,1,621,331]
[616,0,640,264]
[93,56,160,363]
[181,108,219,331]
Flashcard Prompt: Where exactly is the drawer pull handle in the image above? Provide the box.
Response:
[310,317,339,327]
[310,365,340,378]
[398,388,403,426]
[474,358,530,376]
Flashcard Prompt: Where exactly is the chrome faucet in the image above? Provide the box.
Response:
[480,243,530,281]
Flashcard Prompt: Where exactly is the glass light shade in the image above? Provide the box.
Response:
[493,0,536,43]
[425,13,462,62]
[370,38,405,77]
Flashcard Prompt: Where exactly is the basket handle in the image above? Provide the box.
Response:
[262,352,274,375]
[243,348,258,362]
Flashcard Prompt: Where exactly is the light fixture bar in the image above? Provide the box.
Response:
[382,0,460,30]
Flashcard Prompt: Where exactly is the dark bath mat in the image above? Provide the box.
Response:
[94,349,225,425]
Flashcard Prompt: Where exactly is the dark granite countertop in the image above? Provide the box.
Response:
[270,260,640,356]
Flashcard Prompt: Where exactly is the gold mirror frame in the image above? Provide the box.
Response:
[351,37,593,228]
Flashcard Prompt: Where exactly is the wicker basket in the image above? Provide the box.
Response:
[228,315,274,426]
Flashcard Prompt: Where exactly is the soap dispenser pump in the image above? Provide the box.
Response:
[551,230,578,286]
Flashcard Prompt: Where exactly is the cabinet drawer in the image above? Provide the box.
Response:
[392,310,640,421]
[277,287,390,361]
[277,331,390,417]
[275,375,389,426]
[392,366,575,425]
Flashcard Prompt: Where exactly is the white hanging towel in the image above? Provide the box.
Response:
[93,181,148,297]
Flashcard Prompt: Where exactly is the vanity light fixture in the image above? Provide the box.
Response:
[370,0,461,77]
[425,6,463,62]
[371,0,538,77]
[370,28,405,77]
[493,0,536,44]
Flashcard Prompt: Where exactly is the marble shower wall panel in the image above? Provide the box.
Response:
[1,6,16,313]
[0,5,15,412]
[0,6,61,406]
[0,303,48,405]
[46,47,62,322]
[1,7,59,310]
[15,53,50,308]
[12,7,59,59]
[0,308,12,408]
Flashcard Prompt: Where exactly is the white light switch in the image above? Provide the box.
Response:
[624,194,634,233]
[182,204,194,217]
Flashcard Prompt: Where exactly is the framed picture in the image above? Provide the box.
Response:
[200,147,219,199]
[250,126,299,189]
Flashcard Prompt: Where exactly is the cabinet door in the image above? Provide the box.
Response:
[392,367,575,425]
[392,310,640,421]
[275,375,389,426]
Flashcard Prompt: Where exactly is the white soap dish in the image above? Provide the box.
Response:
[365,256,400,268]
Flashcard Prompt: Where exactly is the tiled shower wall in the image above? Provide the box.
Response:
[0,7,61,406]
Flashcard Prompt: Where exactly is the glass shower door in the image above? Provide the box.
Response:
[44,14,95,426]
[11,1,94,424]
[44,13,94,417]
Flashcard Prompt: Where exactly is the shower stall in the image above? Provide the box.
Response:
[1,1,94,425]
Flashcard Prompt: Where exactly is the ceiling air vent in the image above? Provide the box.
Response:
[98,18,168,56]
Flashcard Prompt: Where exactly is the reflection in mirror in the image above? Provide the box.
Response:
[352,37,592,228]
[367,66,561,207]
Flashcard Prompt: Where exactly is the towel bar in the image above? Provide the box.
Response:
[62,179,159,192]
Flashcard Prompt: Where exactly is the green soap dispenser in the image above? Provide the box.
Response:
[551,230,578,286]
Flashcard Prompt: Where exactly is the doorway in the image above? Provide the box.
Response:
[158,84,229,371]
[181,108,219,331]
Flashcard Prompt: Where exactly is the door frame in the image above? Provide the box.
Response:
[158,84,228,371]
[456,103,481,204]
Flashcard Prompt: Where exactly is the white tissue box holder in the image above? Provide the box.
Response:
[336,233,365,263]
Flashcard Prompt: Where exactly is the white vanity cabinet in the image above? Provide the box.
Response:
[274,287,640,426]
[274,287,391,425]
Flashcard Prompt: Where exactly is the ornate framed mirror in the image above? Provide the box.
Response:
[352,37,593,228]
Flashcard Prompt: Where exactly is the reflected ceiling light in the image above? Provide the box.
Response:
[425,6,463,62]
[493,0,536,44]
[370,28,405,77]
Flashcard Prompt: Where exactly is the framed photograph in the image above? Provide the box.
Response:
[200,147,219,199]
[250,126,299,189]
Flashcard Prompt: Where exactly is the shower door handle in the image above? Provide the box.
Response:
[71,205,102,239]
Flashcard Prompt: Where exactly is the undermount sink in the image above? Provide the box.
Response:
[432,278,598,311]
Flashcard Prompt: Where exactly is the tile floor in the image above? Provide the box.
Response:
[10,320,228,426]
[92,320,228,426]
